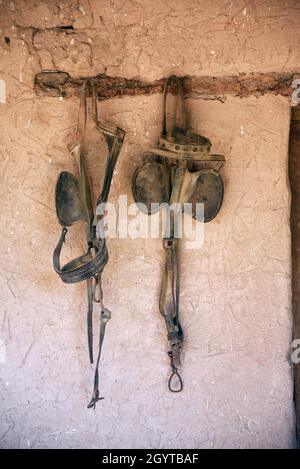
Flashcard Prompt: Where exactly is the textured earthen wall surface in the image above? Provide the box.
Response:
[289,108,300,444]
[0,0,298,449]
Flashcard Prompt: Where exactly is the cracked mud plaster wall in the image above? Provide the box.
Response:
[0,0,298,449]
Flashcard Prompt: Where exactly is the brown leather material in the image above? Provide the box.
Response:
[148,147,225,162]
[160,76,212,158]
[55,169,93,228]
[132,162,224,223]
[179,168,224,222]
[131,161,170,214]
[131,75,225,392]
[53,78,125,408]
[158,131,211,157]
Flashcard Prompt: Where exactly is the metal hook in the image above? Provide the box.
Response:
[168,369,183,393]
[167,350,183,392]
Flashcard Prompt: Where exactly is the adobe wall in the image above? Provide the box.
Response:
[0,0,298,448]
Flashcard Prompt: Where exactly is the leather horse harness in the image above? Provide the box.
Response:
[53,75,224,405]
[132,76,225,391]
[53,79,125,408]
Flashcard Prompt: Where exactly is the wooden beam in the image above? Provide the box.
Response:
[34,71,300,101]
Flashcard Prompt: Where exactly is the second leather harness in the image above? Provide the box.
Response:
[132,76,225,391]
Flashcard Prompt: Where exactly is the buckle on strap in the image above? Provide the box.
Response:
[101,308,111,323]
[163,238,174,250]
[163,238,176,272]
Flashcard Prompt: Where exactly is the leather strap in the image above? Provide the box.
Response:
[162,76,188,139]
[69,78,89,152]
[87,275,111,409]
[91,78,125,205]
[53,79,125,408]
[97,127,125,205]
[160,238,183,392]
[53,227,108,283]
[87,278,94,364]
[158,163,186,392]
[159,76,211,158]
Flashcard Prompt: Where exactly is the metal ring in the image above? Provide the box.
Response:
[168,370,183,393]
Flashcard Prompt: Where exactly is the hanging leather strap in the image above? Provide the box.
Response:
[53,78,125,409]
[159,236,183,392]
[87,278,94,364]
[162,76,188,139]
[91,79,125,205]
[68,78,89,152]
[87,275,111,409]
[158,162,187,392]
